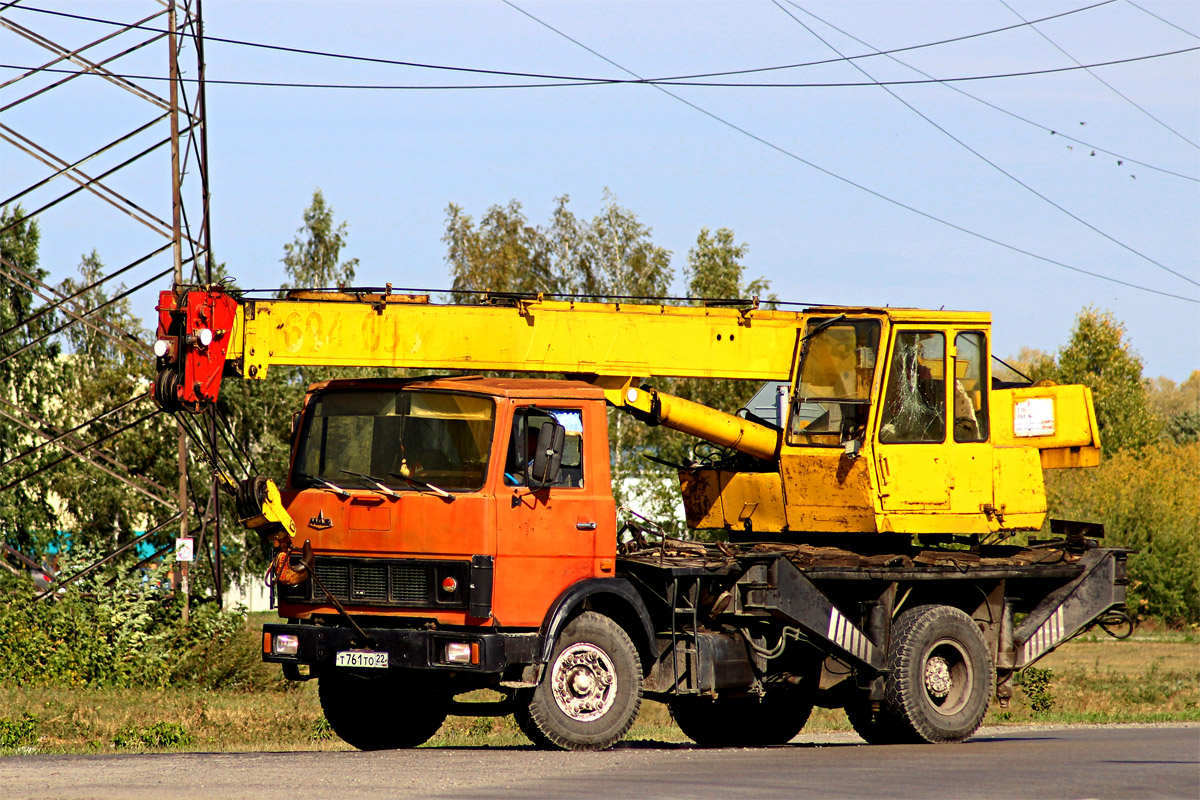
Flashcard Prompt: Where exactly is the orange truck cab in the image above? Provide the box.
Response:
[272,376,619,630]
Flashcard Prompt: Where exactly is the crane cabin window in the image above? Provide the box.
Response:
[953,332,989,443]
[879,332,947,444]
[788,318,881,447]
[293,389,495,492]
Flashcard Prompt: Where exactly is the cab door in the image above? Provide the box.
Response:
[947,330,995,524]
[873,327,951,513]
[493,404,601,627]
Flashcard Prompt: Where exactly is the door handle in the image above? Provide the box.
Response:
[576,521,597,531]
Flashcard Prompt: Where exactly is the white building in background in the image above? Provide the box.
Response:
[223,574,273,612]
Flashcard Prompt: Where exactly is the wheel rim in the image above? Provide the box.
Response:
[922,638,973,716]
[550,642,617,722]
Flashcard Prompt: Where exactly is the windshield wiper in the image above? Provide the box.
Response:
[388,472,455,502]
[339,469,401,499]
[298,474,350,499]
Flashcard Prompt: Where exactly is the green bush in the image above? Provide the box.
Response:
[1018,667,1056,714]
[0,557,253,689]
[1046,442,1200,624]
[113,721,192,749]
[0,713,37,748]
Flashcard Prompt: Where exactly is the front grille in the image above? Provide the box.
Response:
[353,564,388,601]
[280,557,469,610]
[391,565,427,604]
[316,562,349,597]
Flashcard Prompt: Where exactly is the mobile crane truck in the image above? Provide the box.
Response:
[152,286,1128,750]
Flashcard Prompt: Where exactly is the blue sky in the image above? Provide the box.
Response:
[3,0,1198,379]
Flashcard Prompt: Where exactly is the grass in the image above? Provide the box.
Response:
[1,632,1196,754]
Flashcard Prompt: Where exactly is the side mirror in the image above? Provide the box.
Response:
[290,411,302,439]
[526,422,565,489]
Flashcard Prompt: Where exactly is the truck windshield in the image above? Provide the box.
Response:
[788,318,881,447]
[293,389,495,492]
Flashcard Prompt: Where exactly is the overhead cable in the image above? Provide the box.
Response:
[777,0,1198,288]
[30,512,181,603]
[6,0,1123,85]
[0,407,162,496]
[0,391,148,470]
[783,4,1197,183]
[0,254,156,360]
[500,0,1199,304]
[0,265,170,369]
[0,243,171,341]
[999,0,1198,149]
[2,47,1195,90]
[1125,0,1200,39]
[0,397,175,504]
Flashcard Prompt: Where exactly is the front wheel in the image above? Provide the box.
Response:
[884,604,994,743]
[513,612,643,751]
[670,687,814,747]
[318,670,448,750]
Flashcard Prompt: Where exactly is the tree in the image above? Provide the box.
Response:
[1148,371,1200,445]
[281,189,358,291]
[0,206,62,555]
[684,227,772,302]
[674,227,775,417]
[994,346,1057,384]
[51,251,177,550]
[550,191,672,298]
[1054,307,1159,452]
[445,200,554,295]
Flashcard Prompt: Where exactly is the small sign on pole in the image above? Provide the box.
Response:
[175,537,195,563]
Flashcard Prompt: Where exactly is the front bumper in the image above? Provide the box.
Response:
[262,623,538,674]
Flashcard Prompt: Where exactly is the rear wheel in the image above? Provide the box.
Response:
[844,694,916,745]
[514,612,642,751]
[670,687,814,747]
[884,605,993,743]
[318,670,448,750]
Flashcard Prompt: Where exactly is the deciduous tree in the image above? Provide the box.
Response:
[0,206,62,555]
[1054,307,1159,452]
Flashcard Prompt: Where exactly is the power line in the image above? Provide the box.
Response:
[781,4,1197,183]
[2,46,1196,91]
[499,0,1199,305]
[6,5,1190,182]
[999,0,1198,149]
[777,0,1198,288]
[1125,0,1200,39]
[7,0,1125,86]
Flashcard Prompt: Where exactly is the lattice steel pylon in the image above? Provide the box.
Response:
[0,0,222,606]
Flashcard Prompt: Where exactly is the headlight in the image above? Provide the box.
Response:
[445,642,477,664]
[272,633,299,656]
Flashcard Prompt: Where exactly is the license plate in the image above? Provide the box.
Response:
[335,650,389,669]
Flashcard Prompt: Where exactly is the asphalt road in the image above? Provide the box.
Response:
[1,724,1196,800]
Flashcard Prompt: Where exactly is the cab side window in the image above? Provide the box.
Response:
[879,331,946,443]
[504,408,584,488]
[953,332,989,443]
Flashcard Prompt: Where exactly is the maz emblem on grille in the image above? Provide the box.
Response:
[309,510,332,529]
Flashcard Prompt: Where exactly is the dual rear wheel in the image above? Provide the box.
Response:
[847,604,994,744]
